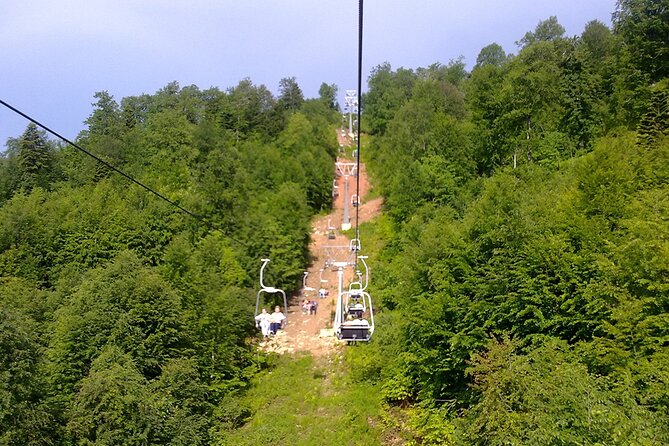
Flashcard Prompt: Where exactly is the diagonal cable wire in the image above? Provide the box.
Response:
[0,98,249,248]
[1,98,205,221]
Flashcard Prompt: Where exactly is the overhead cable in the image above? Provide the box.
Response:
[354,0,364,270]
[0,98,247,247]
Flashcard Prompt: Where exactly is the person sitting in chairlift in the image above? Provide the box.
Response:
[310,300,318,315]
[270,306,286,335]
[352,303,364,319]
[255,308,271,338]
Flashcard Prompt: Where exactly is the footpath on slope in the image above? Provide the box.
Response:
[259,131,382,356]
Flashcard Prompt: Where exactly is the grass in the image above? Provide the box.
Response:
[214,353,383,446]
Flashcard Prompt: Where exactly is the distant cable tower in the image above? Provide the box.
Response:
[344,90,358,137]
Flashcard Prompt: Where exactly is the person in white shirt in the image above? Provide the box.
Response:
[255,308,271,337]
[270,306,286,335]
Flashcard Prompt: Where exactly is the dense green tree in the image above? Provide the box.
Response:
[16,123,56,192]
[277,76,304,112]
[361,117,669,443]
[469,40,567,169]
[224,79,282,139]
[474,43,508,69]
[559,41,607,151]
[363,63,416,135]
[120,94,151,130]
[318,82,339,110]
[580,20,615,61]
[613,0,669,82]
[0,307,55,445]
[48,252,193,394]
[66,346,156,445]
[0,74,337,443]
[516,15,566,48]
[0,139,20,203]
[80,91,125,179]
[84,91,122,139]
[637,78,669,146]
[459,338,669,444]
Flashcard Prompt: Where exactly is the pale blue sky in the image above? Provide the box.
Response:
[1,0,616,148]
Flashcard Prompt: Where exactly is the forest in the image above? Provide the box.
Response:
[1,0,668,444]
[0,77,342,444]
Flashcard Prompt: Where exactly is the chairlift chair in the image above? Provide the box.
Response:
[255,258,288,327]
[337,289,374,343]
[332,179,339,198]
[302,271,316,295]
[348,278,363,295]
[327,219,336,240]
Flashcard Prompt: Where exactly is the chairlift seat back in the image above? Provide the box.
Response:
[339,324,370,342]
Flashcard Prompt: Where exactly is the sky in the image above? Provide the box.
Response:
[0,0,618,148]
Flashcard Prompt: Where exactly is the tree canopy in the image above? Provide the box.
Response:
[0,77,339,445]
[349,4,669,443]
[2,1,668,443]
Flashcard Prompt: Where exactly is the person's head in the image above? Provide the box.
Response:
[261,308,267,314]
[274,306,281,312]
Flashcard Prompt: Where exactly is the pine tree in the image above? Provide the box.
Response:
[16,123,55,192]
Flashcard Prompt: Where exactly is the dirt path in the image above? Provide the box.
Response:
[259,131,382,355]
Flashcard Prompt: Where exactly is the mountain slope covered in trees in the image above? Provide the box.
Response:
[349,2,669,444]
[1,0,668,444]
[0,79,341,444]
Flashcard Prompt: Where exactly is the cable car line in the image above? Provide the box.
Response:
[332,0,374,344]
[354,0,364,272]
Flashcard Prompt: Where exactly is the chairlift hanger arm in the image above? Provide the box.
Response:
[358,255,369,290]
[259,258,271,289]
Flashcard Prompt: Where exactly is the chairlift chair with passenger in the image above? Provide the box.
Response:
[302,271,316,296]
[334,257,375,343]
[255,258,288,327]
[327,218,336,240]
[332,179,339,199]
[337,288,374,343]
